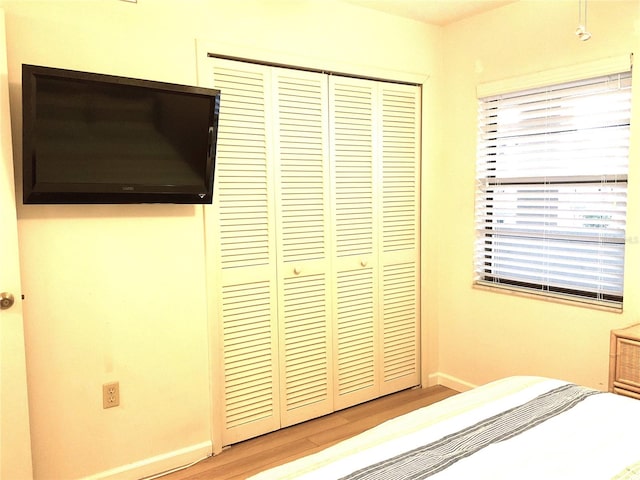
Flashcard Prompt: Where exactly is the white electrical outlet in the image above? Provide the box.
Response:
[103,382,120,409]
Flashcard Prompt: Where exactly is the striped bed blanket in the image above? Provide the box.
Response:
[248,376,640,480]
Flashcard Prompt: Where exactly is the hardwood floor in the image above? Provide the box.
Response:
[154,385,458,480]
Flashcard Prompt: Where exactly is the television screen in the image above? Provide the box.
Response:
[22,64,220,204]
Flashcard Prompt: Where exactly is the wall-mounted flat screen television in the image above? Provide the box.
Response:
[22,64,221,204]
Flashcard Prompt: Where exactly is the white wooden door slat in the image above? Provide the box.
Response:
[381,86,420,255]
[330,76,380,410]
[379,84,420,395]
[276,69,329,263]
[211,59,280,446]
[214,62,274,272]
[332,78,376,260]
[274,68,334,428]
[381,261,419,388]
[280,272,332,425]
[222,281,278,431]
[335,266,377,402]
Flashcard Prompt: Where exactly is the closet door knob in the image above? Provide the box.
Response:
[293,267,301,275]
[360,260,368,267]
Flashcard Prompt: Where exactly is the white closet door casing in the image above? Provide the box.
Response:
[329,76,380,410]
[209,59,281,445]
[379,83,421,395]
[273,68,334,427]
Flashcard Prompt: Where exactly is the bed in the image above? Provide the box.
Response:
[248,376,640,479]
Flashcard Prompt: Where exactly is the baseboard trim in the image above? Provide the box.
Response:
[84,441,212,480]
[428,372,477,392]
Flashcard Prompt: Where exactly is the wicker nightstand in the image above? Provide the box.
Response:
[609,323,640,399]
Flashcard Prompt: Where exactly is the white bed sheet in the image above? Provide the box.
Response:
[248,376,640,480]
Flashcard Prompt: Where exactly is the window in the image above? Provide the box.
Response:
[474,71,632,308]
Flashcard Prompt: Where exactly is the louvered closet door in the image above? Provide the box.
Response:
[209,59,281,445]
[272,68,334,427]
[378,83,421,395]
[329,76,381,410]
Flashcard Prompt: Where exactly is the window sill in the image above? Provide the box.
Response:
[473,281,623,314]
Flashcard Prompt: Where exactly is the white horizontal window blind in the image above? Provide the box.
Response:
[475,71,632,307]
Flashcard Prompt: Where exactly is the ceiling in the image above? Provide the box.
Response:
[342,0,517,26]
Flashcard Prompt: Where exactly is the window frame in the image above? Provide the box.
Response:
[474,69,632,309]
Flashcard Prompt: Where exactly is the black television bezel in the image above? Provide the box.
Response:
[22,64,221,205]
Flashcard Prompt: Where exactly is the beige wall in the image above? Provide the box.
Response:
[434,0,640,392]
[0,1,441,478]
[5,0,639,477]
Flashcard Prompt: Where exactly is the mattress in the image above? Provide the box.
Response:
[248,376,640,479]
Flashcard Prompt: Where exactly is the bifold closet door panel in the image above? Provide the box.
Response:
[209,59,281,445]
[378,83,421,395]
[272,68,335,427]
[329,76,381,410]
[206,56,422,445]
